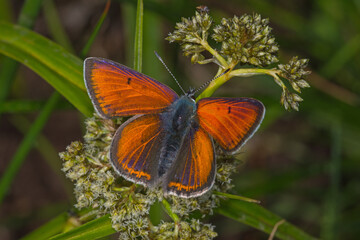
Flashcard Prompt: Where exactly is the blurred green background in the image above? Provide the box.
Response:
[0,0,359,239]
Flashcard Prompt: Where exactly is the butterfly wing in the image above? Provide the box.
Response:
[110,114,165,185]
[164,125,215,197]
[197,97,265,154]
[84,57,179,118]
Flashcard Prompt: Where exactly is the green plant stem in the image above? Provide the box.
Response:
[17,0,43,28]
[0,22,93,116]
[0,0,13,22]
[200,40,229,68]
[0,92,61,205]
[81,0,111,58]
[9,115,61,173]
[133,0,143,71]
[43,0,74,52]
[161,199,179,223]
[0,99,71,113]
[213,191,260,203]
[320,33,360,78]
[321,121,342,240]
[9,114,73,196]
[217,199,317,240]
[20,212,69,240]
[49,214,116,240]
[197,67,281,100]
[0,0,43,113]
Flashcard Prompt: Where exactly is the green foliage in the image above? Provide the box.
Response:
[0,22,93,117]
[217,199,316,240]
[49,215,116,240]
[0,93,61,205]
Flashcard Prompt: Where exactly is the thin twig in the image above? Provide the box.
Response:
[268,219,285,240]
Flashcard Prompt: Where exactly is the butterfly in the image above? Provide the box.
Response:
[84,57,265,198]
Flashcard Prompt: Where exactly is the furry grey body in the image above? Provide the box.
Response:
[158,95,196,177]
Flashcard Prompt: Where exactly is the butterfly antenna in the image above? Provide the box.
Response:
[154,51,186,95]
[191,68,230,95]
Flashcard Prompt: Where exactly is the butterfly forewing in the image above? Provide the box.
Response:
[165,126,215,197]
[197,97,265,154]
[110,114,165,186]
[84,57,179,118]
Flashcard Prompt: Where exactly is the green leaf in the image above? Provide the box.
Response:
[0,99,71,113]
[0,92,61,205]
[43,0,74,53]
[217,199,317,240]
[49,215,116,240]
[133,0,143,71]
[321,121,342,240]
[0,0,44,109]
[81,0,111,58]
[0,21,93,117]
[21,212,69,240]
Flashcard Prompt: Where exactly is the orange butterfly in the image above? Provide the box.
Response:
[84,57,265,198]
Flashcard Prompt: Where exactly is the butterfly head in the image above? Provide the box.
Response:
[186,87,196,98]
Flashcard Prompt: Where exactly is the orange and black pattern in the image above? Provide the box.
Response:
[197,97,265,153]
[165,126,215,197]
[110,114,165,185]
[84,57,178,118]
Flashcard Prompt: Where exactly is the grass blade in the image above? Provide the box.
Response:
[213,191,260,203]
[17,0,44,28]
[20,212,69,240]
[43,0,74,52]
[49,214,116,240]
[321,121,342,239]
[217,199,317,240]
[0,0,43,111]
[0,92,61,205]
[320,33,360,78]
[133,0,143,71]
[0,99,71,113]
[0,22,93,116]
[81,0,111,58]
[9,115,73,196]
[0,0,12,22]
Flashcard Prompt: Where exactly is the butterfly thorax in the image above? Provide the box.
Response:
[158,96,197,177]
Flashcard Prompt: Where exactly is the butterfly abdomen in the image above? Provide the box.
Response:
[158,96,196,177]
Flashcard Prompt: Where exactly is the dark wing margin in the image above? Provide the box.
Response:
[84,57,179,118]
[197,97,265,154]
[110,114,165,186]
[164,126,215,198]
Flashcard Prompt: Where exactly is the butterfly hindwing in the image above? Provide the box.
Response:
[110,114,165,186]
[197,97,265,154]
[164,125,215,198]
[84,57,179,118]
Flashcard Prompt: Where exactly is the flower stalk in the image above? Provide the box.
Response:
[162,198,180,223]
[167,8,311,110]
